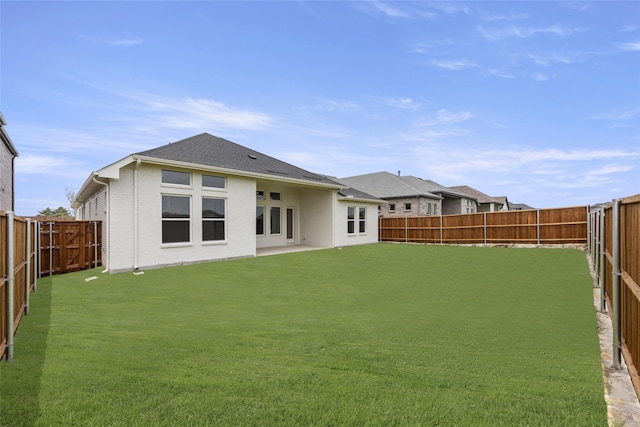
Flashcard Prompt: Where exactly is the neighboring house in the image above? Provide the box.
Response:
[339,172,478,216]
[508,202,535,211]
[0,112,18,212]
[448,185,509,213]
[398,176,477,215]
[338,172,441,217]
[72,133,381,273]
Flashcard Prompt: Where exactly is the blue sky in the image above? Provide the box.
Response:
[2,1,639,215]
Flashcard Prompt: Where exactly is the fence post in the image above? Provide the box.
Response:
[587,206,592,254]
[439,215,443,245]
[5,212,15,362]
[593,209,599,267]
[483,212,487,245]
[34,221,38,290]
[536,209,540,245]
[25,218,31,315]
[48,222,53,277]
[611,199,621,370]
[404,217,408,243]
[594,208,600,283]
[599,209,606,312]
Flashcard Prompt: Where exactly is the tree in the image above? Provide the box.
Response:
[38,206,73,217]
[65,186,76,215]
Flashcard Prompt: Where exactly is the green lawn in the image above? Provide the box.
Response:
[1,244,606,426]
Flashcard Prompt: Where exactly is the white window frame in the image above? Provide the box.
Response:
[202,174,226,190]
[347,206,356,235]
[161,194,192,246]
[358,207,366,234]
[202,197,226,243]
[161,169,191,188]
[256,205,265,236]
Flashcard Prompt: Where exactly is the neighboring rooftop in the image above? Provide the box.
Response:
[338,172,441,200]
[0,111,18,157]
[449,185,506,206]
[509,202,535,211]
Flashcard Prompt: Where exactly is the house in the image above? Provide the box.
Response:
[0,112,18,212]
[72,133,381,273]
[448,185,509,213]
[508,202,535,211]
[338,172,477,216]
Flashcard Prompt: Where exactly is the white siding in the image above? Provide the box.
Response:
[334,199,379,247]
[299,188,335,248]
[107,164,256,273]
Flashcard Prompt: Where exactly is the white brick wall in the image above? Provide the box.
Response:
[79,161,381,272]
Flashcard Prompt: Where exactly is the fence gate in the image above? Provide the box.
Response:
[39,221,102,276]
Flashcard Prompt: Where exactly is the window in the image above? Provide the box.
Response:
[405,202,412,211]
[270,207,281,234]
[270,192,281,201]
[359,207,366,233]
[347,206,355,234]
[162,195,190,244]
[433,203,437,215]
[202,174,225,189]
[389,204,396,211]
[162,170,190,186]
[202,198,225,241]
[256,191,265,200]
[426,204,431,215]
[256,206,265,235]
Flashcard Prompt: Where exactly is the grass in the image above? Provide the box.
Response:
[1,244,606,426]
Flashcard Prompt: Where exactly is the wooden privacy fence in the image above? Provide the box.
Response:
[1,212,37,362]
[589,194,640,400]
[2,215,101,362]
[40,220,102,276]
[379,206,587,245]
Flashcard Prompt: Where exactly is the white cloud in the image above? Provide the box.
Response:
[487,68,516,79]
[415,109,471,127]
[105,36,144,46]
[430,59,479,70]
[141,97,272,130]
[409,42,431,53]
[479,11,528,21]
[388,97,421,110]
[478,24,583,41]
[531,72,549,81]
[16,154,86,177]
[436,109,471,124]
[528,53,574,66]
[371,1,410,18]
[591,107,640,121]
[615,41,640,51]
[410,143,639,183]
[307,99,359,113]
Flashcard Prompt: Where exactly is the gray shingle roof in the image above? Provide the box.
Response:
[135,133,339,186]
[448,185,504,205]
[399,176,469,199]
[338,172,441,199]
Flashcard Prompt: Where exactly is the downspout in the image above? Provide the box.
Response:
[11,152,17,211]
[133,159,141,270]
[92,175,109,273]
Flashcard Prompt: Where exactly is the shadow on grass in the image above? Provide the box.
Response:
[0,276,52,426]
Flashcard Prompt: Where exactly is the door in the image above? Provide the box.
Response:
[286,207,295,243]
